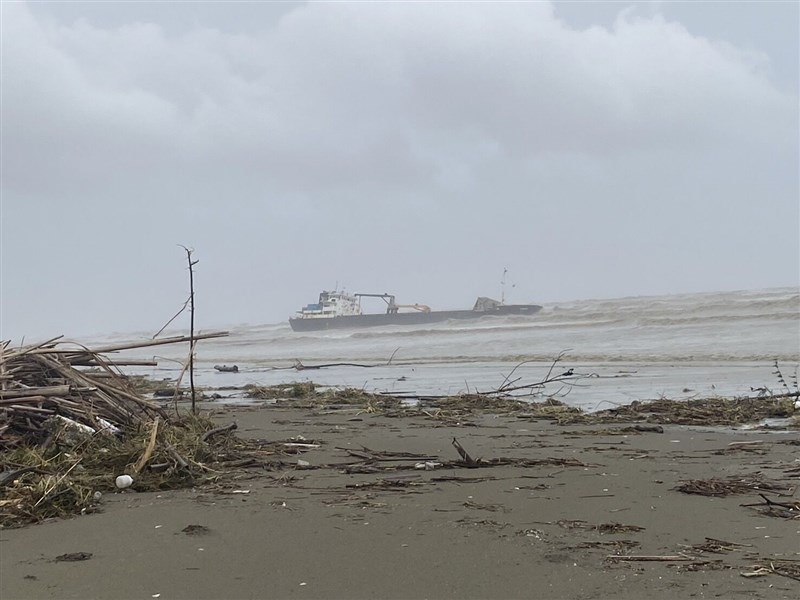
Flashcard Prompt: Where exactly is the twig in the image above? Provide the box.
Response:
[180,245,199,414]
[165,441,190,470]
[452,438,477,466]
[152,296,192,339]
[201,422,238,443]
[607,555,693,562]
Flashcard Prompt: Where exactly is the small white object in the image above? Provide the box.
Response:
[296,459,310,468]
[55,415,96,435]
[115,475,134,489]
[97,418,122,435]
[93,491,102,501]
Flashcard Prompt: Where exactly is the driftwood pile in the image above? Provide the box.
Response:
[0,332,256,527]
[0,332,226,449]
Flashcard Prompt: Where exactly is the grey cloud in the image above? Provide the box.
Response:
[1,1,797,339]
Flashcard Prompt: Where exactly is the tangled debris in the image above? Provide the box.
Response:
[0,334,283,528]
[0,409,256,527]
[741,493,800,519]
[0,333,230,448]
[241,382,797,428]
[0,340,166,448]
[244,382,403,412]
[585,395,797,427]
[742,558,800,581]
[673,474,793,497]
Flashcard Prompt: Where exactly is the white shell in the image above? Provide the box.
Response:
[115,475,134,489]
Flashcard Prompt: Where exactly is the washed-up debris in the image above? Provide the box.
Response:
[0,335,304,527]
[455,517,509,530]
[741,558,800,581]
[592,522,645,534]
[0,341,166,448]
[182,524,211,535]
[54,552,92,562]
[561,425,664,436]
[741,493,800,519]
[584,395,798,427]
[680,537,753,555]
[574,539,641,555]
[241,380,797,428]
[674,474,792,497]
[0,333,228,448]
[415,461,441,470]
[607,554,694,562]
[446,437,590,470]
[345,477,425,491]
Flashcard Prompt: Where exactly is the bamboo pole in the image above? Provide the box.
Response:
[0,385,71,399]
[25,331,228,356]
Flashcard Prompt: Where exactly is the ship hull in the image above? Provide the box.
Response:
[289,304,542,332]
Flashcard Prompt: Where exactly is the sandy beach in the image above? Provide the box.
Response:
[2,399,798,600]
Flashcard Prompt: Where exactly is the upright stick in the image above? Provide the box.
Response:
[181,246,199,413]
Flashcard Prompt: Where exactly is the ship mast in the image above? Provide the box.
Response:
[501,268,508,305]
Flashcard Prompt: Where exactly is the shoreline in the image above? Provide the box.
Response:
[2,400,798,599]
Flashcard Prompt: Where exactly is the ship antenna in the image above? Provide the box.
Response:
[501,268,507,305]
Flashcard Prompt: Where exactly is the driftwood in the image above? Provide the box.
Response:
[741,493,800,519]
[291,349,400,371]
[452,437,477,466]
[201,422,238,443]
[607,555,693,562]
[0,332,228,448]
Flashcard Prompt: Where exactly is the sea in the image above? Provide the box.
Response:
[96,287,799,412]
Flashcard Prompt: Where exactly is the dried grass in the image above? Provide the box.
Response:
[0,411,253,528]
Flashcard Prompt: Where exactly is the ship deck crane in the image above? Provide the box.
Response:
[354,293,431,314]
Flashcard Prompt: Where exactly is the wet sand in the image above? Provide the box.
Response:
[1,403,798,599]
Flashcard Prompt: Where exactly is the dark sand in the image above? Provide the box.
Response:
[1,404,798,599]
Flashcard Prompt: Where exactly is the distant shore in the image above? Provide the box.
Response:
[2,398,798,599]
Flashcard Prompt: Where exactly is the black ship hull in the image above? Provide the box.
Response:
[289,304,542,332]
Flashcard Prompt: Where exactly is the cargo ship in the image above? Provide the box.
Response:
[288,290,542,332]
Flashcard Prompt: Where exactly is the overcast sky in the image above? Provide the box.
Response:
[2,1,798,341]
